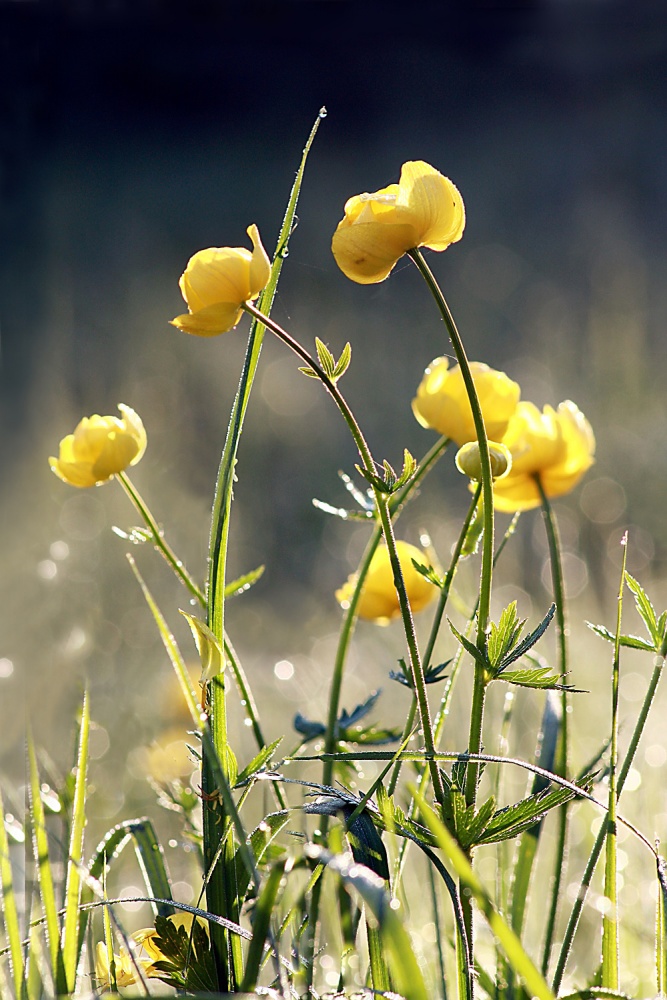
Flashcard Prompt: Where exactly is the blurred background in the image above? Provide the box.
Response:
[2,0,667,985]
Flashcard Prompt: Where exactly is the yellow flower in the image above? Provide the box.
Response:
[94,938,153,989]
[331,160,465,284]
[336,540,436,625]
[493,400,595,512]
[455,441,512,482]
[170,224,271,336]
[49,404,146,488]
[412,357,520,446]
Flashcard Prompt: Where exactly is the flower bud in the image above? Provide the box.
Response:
[455,441,511,481]
[49,404,146,488]
[336,540,436,625]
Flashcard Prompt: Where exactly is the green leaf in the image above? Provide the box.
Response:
[224,565,265,598]
[497,603,556,671]
[587,622,655,652]
[477,785,575,846]
[488,601,525,669]
[625,572,659,643]
[449,619,490,671]
[461,494,484,558]
[233,811,291,911]
[315,336,336,376]
[235,737,283,786]
[499,665,574,690]
[28,734,64,989]
[395,448,418,488]
[180,611,225,682]
[298,365,320,379]
[149,913,218,992]
[332,341,352,380]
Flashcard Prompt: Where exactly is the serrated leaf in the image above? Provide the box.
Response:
[224,565,265,598]
[179,611,225,682]
[355,464,391,494]
[488,602,525,668]
[587,622,655,651]
[497,604,556,671]
[449,619,490,671]
[315,337,336,376]
[477,785,575,845]
[332,341,352,380]
[498,665,574,690]
[149,914,217,992]
[411,559,443,588]
[395,448,418,488]
[235,737,283,786]
[298,365,320,379]
[624,572,659,642]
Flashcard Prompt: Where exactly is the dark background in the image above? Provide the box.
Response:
[2,0,667,883]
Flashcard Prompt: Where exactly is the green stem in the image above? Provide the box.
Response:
[388,483,482,797]
[535,477,570,977]
[115,472,205,604]
[243,302,444,804]
[407,249,494,812]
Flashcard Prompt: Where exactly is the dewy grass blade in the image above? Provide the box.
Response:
[61,691,90,993]
[0,784,25,997]
[240,859,286,993]
[602,534,628,990]
[27,734,65,991]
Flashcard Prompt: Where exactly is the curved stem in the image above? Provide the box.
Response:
[407,249,494,814]
[243,301,444,806]
[116,472,205,605]
[535,476,570,977]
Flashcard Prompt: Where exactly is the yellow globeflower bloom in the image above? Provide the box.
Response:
[336,541,436,625]
[94,939,153,989]
[412,357,520,446]
[170,224,271,336]
[332,160,465,284]
[493,400,595,512]
[49,404,146,488]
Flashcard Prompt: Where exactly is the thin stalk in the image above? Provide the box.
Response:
[388,483,482,796]
[243,301,444,803]
[551,647,666,994]
[535,477,570,977]
[116,472,205,604]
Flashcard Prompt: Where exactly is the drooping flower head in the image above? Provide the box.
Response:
[456,441,512,482]
[49,404,146,488]
[336,540,436,625]
[412,357,520,446]
[171,224,271,336]
[492,400,595,512]
[332,161,465,284]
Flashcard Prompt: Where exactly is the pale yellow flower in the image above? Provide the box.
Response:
[493,400,595,512]
[336,541,436,625]
[170,224,271,336]
[332,160,465,284]
[456,441,512,482]
[49,404,146,488]
[412,357,520,446]
[94,939,152,990]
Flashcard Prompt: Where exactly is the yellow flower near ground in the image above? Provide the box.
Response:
[94,939,153,989]
[493,400,595,512]
[170,224,271,336]
[332,160,465,284]
[336,540,436,625]
[412,357,520,446]
[456,440,512,482]
[49,404,146,488]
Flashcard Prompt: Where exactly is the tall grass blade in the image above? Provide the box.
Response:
[656,855,667,997]
[0,784,25,997]
[601,535,627,989]
[307,844,428,1000]
[414,791,555,1000]
[61,690,90,992]
[27,734,65,991]
[240,859,286,993]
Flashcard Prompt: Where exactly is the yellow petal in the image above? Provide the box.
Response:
[331,220,417,283]
[398,160,466,249]
[170,302,245,336]
[49,405,147,488]
[179,246,254,311]
[246,223,271,296]
[336,541,435,624]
